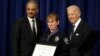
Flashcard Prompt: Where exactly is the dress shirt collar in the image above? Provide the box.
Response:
[27,17,36,21]
[48,29,59,37]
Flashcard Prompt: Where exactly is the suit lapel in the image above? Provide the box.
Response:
[74,20,83,36]
[24,17,33,37]
[70,20,83,42]
[36,18,41,35]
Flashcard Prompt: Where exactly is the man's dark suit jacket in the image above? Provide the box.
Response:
[39,30,69,56]
[13,17,42,56]
[67,20,94,56]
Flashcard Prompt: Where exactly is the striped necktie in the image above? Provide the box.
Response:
[32,20,36,37]
[70,25,75,40]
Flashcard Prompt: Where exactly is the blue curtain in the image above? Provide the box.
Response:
[38,0,67,31]
[0,0,27,56]
[0,0,100,56]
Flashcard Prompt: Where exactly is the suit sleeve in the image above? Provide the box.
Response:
[38,33,47,44]
[12,20,21,56]
[58,32,70,56]
[78,24,94,53]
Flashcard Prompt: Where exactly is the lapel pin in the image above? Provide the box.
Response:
[76,33,79,36]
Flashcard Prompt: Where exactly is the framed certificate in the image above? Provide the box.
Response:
[32,44,57,56]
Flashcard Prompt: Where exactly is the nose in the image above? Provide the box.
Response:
[29,10,33,12]
[48,22,52,26]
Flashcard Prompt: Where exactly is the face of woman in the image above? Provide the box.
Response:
[47,17,59,31]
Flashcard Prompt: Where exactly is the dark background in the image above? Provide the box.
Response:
[0,0,100,56]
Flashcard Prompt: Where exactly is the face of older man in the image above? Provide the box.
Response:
[26,3,38,18]
[67,7,80,24]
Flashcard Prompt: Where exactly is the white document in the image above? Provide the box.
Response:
[32,44,56,56]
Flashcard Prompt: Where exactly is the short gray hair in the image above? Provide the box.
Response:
[67,5,81,14]
[26,0,38,8]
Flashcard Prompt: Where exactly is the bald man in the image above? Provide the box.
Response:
[66,5,93,56]
[13,0,42,56]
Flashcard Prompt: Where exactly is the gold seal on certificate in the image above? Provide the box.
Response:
[55,36,59,42]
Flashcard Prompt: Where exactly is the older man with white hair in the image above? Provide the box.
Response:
[66,5,93,56]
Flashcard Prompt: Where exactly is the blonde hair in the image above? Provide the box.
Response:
[47,12,59,21]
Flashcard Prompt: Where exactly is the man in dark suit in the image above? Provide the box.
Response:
[13,0,42,56]
[66,5,93,56]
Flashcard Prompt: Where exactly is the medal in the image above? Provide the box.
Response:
[55,36,59,42]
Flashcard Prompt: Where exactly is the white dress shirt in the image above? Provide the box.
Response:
[73,18,81,32]
[28,17,37,34]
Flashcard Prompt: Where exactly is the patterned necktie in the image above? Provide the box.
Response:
[32,20,36,37]
[70,25,75,40]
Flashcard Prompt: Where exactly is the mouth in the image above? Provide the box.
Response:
[29,13,33,15]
